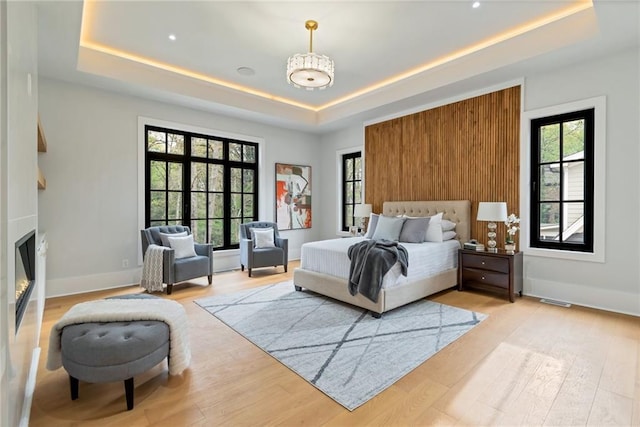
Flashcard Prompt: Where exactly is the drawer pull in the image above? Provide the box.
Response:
[481,261,485,265]
[481,276,485,280]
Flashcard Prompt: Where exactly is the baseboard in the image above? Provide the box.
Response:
[524,277,640,317]
[47,254,302,298]
[46,269,143,298]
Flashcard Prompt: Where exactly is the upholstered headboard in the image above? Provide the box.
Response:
[382,200,471,244]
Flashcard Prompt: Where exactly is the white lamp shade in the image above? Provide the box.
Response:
[477,202,508,222]
[353,204,372,218]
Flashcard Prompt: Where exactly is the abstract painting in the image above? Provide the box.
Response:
[275,163,312,230]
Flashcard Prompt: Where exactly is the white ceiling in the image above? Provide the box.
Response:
[36,1,639,133]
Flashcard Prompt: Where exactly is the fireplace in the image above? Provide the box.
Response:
[15,230,36,332]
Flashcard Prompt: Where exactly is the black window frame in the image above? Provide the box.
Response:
[341,151,363,232]
[530,108,594,252]
[145,125,259,250]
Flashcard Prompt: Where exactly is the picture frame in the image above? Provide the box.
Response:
[275,163,312,230]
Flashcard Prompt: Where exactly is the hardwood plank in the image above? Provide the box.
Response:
[587,388,634,426]
[598,335,637,399]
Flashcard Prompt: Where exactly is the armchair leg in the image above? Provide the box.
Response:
[166,284,173,295]
[70,376,79,400]
[285,264,288,273]
[208,275,212,285]
[248,268,252,277]
[124,378,134,410]
[241,264,245,272]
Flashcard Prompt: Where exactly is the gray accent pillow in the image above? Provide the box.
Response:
[399,217,430,243]
[371,216,405,241]
[364,213,380,239]
[159,231,188,247]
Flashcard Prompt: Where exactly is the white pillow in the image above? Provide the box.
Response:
[364,213,380,239]
[443,230,457,241]
[253,228,275,248]
[159,231,188,247]
[371,216,405,241]
[167,234,197,259]
[425,212,444,242]
[441,219,457,232]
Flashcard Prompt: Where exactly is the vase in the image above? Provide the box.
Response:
[504,242,516,252]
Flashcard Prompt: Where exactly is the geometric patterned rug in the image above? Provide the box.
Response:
[195,281,487,411]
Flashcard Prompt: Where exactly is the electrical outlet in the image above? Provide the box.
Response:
[122,259,129,268]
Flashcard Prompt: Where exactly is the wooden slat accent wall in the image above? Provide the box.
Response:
[365,86,520,246]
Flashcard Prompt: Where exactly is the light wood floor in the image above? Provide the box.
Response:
[30,261,640,426]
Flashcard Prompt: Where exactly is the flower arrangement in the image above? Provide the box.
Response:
[505,213,520,244]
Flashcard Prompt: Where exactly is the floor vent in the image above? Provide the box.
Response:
[540,298,571,308]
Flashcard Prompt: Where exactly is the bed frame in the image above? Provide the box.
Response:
[293,200,471,317]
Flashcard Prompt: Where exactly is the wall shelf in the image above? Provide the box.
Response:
[37,115,46,189]
[37,116,47,152]
[37,167,46,190]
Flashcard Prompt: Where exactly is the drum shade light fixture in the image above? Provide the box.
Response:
[287,20,334,90]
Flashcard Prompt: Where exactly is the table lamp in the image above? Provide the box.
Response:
[477,202,507,252]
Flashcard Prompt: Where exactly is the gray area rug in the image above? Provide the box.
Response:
[195,281,486,411]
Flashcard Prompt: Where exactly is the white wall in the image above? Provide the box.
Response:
[319,125,364,239]
[522,48,640,315]
[38,78,323,297]
[317,47,640,316]
[2,2,41,426]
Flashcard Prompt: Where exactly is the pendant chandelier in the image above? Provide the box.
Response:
[286,20,334,90]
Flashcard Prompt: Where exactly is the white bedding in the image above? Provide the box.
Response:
[300,237,460,289]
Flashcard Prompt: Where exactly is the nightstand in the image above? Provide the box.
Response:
[458,249,523,302]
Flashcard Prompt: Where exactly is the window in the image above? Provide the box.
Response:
[530,108,594,252]
[145,125,258,250]
[341,151,363,231]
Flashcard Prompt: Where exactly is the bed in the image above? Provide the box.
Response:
[293,200,471,316]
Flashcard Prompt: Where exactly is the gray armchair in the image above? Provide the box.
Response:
[140,225,213,295]
[239,221,288,277]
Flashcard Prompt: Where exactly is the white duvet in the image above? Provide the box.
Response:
[300,237,460,289]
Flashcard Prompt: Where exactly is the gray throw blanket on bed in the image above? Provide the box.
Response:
[347,239,408,303]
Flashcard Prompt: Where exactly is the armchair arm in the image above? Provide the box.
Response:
[162,248,176,284]
[240,238,253,266]
[275,237,288,265]
[195,243,214,274]
[194,243,212,257]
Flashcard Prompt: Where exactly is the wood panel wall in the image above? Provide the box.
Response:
[365,86,520,246]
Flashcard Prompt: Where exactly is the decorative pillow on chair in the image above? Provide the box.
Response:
[167,234,197,259]
[371,216,405,241]
[159,231,188,247]
[253,228,276,248]
[425,212,444,242]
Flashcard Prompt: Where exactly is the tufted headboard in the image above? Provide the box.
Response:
[382,200,471,244]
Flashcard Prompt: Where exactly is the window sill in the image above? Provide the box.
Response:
[523,246,604,263]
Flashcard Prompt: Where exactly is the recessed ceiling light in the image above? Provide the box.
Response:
[168,34,177,41]
[237,67,255,76]
[472,1,480,8]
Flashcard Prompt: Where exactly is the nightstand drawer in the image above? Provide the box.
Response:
[462,253,509,273]
[462,269,509,288]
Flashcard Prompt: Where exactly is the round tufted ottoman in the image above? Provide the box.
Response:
[60,298,171,410]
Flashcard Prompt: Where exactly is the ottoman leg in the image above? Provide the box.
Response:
[124,377,134,410]
[70,376,79,400]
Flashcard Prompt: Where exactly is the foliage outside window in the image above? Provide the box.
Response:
[146,125,258,250]
[341,151,362,231]
[530,108,594,252]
